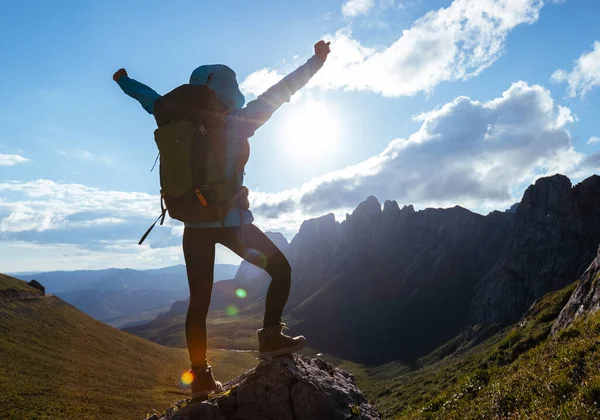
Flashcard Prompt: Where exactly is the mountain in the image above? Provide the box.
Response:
[17,264,239,294]
[286,199,513,364]
[283,174,600,364]
[56,287,189,326]
[0,273,256,419]
[472,174,600,325]
[127,174,600,367]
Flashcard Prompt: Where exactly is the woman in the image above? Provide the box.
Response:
[114,40,330,399]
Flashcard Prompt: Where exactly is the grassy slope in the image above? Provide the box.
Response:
[0,273,40,292]
[398,304,600,419]
[0,275,257,420]
[314,282,577,419]
[121,277,599,419]
[126,311,262,350]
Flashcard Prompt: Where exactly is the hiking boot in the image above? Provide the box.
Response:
[189,365,223,401]
[257,322,306,359]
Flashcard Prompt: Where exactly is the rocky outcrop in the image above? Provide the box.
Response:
[28,280,45,295]
[472,174,600,325]
[152,355,381,420]
[287,199,513,364]
[553,246,600,332]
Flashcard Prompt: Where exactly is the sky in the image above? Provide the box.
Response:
[1,0,599,272]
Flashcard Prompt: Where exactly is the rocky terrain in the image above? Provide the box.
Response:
[472,174,600,324]
[553,244,600,332]
[151,355,381,420]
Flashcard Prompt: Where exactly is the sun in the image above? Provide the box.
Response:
[279,101,340,161]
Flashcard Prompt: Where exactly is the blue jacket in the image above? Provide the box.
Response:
[118,55,324,228]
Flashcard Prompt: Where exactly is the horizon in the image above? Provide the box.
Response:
[1,0,600,272]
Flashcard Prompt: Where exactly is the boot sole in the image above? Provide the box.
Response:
[258,337,306,359]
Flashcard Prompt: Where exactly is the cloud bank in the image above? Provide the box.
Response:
[250,81,593,225]
[242,0,545,98]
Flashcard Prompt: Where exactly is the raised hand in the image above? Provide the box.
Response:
[314,40,331,62]
[113,68,128,82]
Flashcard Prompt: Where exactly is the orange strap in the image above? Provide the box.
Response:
[194,189,208,207]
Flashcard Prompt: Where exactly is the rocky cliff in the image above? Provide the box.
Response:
[151,355,381,420]
[285,197,513,364]
[472,174,600,325]
[552,245,600,332]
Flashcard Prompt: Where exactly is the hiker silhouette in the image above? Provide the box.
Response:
[114,40,331,400]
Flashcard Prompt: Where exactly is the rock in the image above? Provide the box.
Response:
[471,174,600,325]
[552,245,600,333]
[156,355,381,420]
[28,280,45,295]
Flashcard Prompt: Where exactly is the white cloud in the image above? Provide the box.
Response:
[69,217,127,228]
[589,136,600,145]
[0,240,183,272]
[239,69,284,97]
[342,0,375,17]
[249,81,592,222]
[0,180,155,233]
[0,180,244,271]
[0,154,29,166]
[243,0,544,98]
[552,41,600,98]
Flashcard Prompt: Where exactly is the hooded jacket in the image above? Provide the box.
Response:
[117,55,324,227]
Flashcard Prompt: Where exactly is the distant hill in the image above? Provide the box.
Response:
[15,264,239,294]
[56,288,189,327]
[0,274,256,420]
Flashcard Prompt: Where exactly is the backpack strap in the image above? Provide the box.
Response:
[138,194,167,245]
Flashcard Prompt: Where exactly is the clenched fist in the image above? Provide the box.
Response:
[113,68,128,82]
[314,40,331,62]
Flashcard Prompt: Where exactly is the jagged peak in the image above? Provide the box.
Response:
[383,200,400,213]
[533,173,572,188]
[351,196,382,218]
[297,213,337,237]
[401,204,415,213]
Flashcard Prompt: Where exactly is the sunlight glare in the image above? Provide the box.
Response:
[279,101,340,161]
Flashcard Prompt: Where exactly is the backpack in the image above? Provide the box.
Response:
[139,84,250,244]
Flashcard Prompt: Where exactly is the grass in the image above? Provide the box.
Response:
[0,275,258,420]
[396,305,600,419]
[126,310,262,350]
[342,282,579,418]
[0,274,41,292]
[124,281,582,418]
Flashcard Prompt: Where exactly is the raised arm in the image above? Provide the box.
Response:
[233,41,331,138]
[113,68,161,115]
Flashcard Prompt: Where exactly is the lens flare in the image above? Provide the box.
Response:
[226,304,239,317]
[246,248,267,269]
[181,370,194,386]
[236,288,247,299]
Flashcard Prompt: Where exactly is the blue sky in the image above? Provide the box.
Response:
[1,0,599,272]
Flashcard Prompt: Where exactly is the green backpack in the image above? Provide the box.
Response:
[139,84,250,244]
